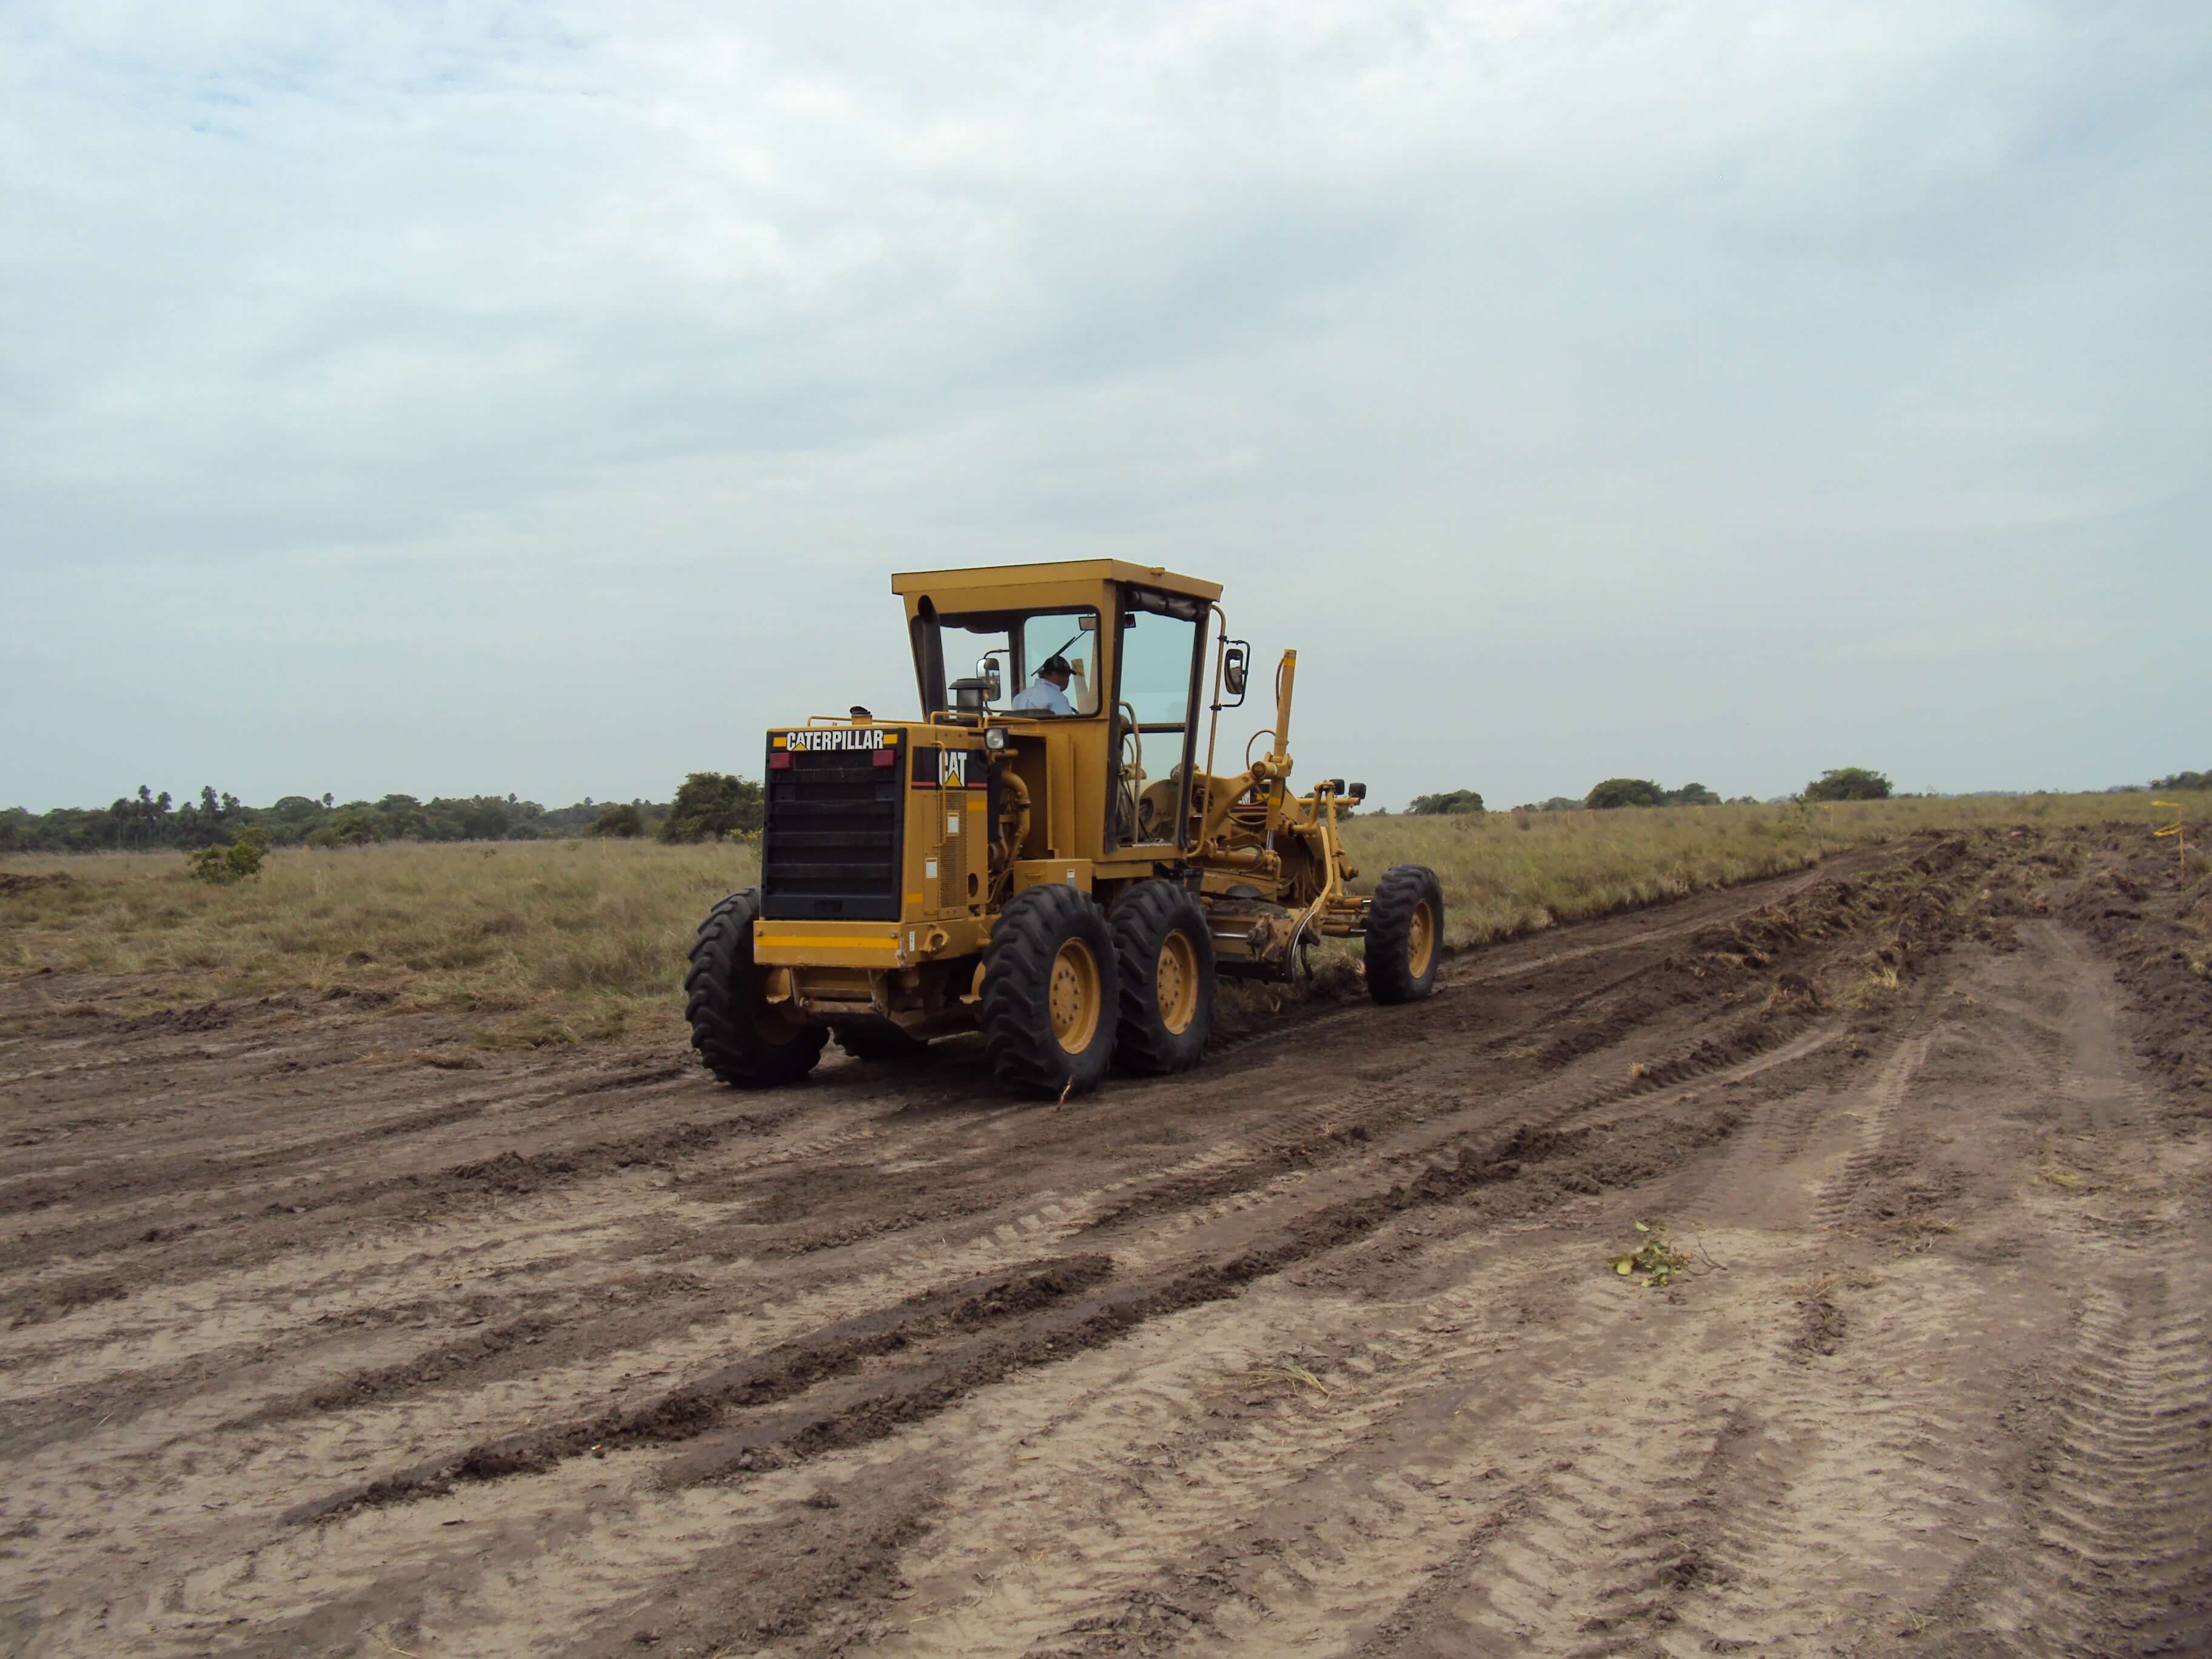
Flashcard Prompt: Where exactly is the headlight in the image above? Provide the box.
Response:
[984,726,1007,752]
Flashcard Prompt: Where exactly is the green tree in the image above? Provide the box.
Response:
[1406,788,1485,817]
[328,805,384,845]
[1803,767,1892,802]
[1664,782,1721,806]
[1586,778,1666,809]
[189,826,269,885]
[659,772,766,843]
[589,802,646,838]
[263,796,332,844]
[375,794,433,840]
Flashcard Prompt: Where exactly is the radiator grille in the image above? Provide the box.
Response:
[760,747,905,921]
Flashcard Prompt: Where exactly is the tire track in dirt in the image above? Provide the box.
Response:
[1283,1236,1851,1654]
[1290,1011,2006,1654]
[5,869,1870,1472]
[283,973,1844,1534]
[2019,1278,2212,1657]
[8,1003,1806,1651]
[857,878,2194,1659]
[32,833,2209,1659]
[635,1013,1901,1657]
[1803,1022,1942,1233]
[4,871,1902,1637]
[879,1276,1577,1659]
[223,996,1795,1517]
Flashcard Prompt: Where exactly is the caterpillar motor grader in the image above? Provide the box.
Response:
[684,559,1443,1098]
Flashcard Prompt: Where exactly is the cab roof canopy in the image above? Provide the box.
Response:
[891,558,1222,612]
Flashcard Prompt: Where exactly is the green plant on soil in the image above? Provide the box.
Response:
[1609,1219,1692,1289]
[187,827,269,886]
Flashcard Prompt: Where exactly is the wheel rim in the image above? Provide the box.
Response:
[1156,930,1199,1036]
[1048,937,1102,1054]
[1407,899,1436,978]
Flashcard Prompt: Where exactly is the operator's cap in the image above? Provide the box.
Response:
[1041,655,1071,676]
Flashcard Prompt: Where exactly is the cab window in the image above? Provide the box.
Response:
[927,608,1102,716]
[1117,606,1199,730]
[1017,612,1102,715]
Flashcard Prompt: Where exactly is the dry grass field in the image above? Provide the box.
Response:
[2,793,2200,1047]
[0,838,759,1048]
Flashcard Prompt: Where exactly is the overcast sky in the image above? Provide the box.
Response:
[5,1,2207,813]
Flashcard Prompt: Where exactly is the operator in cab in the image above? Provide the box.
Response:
[1007,654,1076,716]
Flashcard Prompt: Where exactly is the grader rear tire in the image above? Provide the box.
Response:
[685,889,828,1087]
[1365,863,1444,1005]
[980,884,1120,1098]
[1108,879,1215,1074]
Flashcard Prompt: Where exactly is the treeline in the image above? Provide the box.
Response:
[1406,780,1740,816]
[0,785,709,853]
[2,773,776,854]
[1407,769,1895,816]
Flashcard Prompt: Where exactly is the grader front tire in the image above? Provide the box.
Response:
[1109,880,1215,1075]
[685,889,828,1087]
[980,884,1121,1099]
[1366,864,1444,1005]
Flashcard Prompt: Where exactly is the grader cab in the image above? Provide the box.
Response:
[685,559,1443,1098]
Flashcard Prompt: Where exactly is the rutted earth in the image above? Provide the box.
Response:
[3,828,2208,1658]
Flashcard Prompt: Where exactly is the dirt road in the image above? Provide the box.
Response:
[4,829,2208,1658]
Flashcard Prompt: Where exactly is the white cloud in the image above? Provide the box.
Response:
[3,0,2208,808]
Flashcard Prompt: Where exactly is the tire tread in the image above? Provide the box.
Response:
[1108,879,1216,1074]
[685,888,826,1086]
[1366,863,1444,1005]
[980,884,1119,1098]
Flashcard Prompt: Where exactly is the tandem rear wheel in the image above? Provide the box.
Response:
[979,883,1122,1099]
[1108,879,1215,1074]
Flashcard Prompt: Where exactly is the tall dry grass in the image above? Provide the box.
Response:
[0,840,759,1045]
[3,792,2200,1044]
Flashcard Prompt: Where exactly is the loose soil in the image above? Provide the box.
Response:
[3,828,2208,1658]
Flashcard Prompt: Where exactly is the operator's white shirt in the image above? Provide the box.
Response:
[1008,679,1073,715]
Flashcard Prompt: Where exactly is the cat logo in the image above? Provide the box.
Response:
[913,748,983,790]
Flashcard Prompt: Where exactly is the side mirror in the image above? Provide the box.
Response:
[976,657,1003,702]
[1222,644,1249,699]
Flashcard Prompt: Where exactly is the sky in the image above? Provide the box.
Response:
[4,0,2208,814]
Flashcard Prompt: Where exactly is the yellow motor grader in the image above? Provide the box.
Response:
[685,559,1443,1098]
